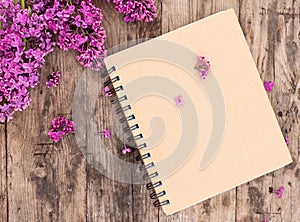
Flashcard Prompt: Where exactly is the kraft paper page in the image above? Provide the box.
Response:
[104,9,292,215]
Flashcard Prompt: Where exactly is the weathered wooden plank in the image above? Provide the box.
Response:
[159,0,239,221]
[7,48,87,221]
[86,1,135,222]
[269,0,300,221]
[57,50,87,222]
[162,0,239,34]
[0,124,7,221]
[237,0,300,221]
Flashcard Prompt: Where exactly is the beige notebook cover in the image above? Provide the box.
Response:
[104,9,292,215]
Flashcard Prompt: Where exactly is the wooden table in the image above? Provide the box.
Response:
[0,0,299,221]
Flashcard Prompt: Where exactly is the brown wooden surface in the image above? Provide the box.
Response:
[0,0,299,221]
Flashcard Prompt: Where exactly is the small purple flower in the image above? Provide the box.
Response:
[264,81,274,92]
[73,15,82,27]
[0,104,10,115]
[122,142,131,154]
[57,31,74,51]
[15,11,29,26]
[74,34,88,46]
[48,116,76,143]
[48,131,64,143]
[174,95,184,107]
[100,128,111,139]
[46,71,61,88]
[285,137,289,145]
[195,56,211,79]
[103,86,112,97]
[269,186,284,198]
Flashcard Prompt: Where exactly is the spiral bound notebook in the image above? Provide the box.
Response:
[103,9,292,215]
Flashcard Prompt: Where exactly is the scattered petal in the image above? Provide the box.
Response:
[100,128,111,139]
[103,86,112,97]
[264,81,274,92]
[174,95,184,107]
[269,186,284,198]
[285,137,289,145]
[122,142,131,154]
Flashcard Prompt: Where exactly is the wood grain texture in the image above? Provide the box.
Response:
[1,0,299,221]
[237,0,300,221]
[0,124,7,221]
[6,49,86,222]
[85,1,134,222]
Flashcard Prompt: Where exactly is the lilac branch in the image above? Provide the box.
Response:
[21,0,25,9]
[107,0,157,22]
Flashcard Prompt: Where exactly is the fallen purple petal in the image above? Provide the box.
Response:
[174,95,184,107]
[100,128,111,139]
[270,186,284,199]
[285,137,289,145]
[264,81,275,92]
[122,142,131,154]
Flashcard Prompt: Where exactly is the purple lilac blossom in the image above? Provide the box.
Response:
[195,56,211,80]
[0,0,107,122]
[46,71,61,88]
[48,116,75,142]
[107,0,157,22]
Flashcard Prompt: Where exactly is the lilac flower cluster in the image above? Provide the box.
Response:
[107,0,157,22]
[46,71,61,88]
[0,0,106,122]
[48,116,75,142]
[49,0,107,68]
[195,56,211,79]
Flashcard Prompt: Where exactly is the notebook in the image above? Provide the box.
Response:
[103,9,292,215]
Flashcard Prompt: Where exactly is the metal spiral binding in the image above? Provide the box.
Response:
[137,143,147,150]
[104,75,120,87]
[154,200,170,207]
[150,190,166,199]
[143,172,159,180]
[116,105,131,114]
[112,95,127,104]
[119,115,135,124]
[139,162,155,170]
[146,181,162,190]
[135,152,151,161]
[103,66,170,208]
[127,133,143,142]
[123,124,139,133]
[101,66,116,78]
